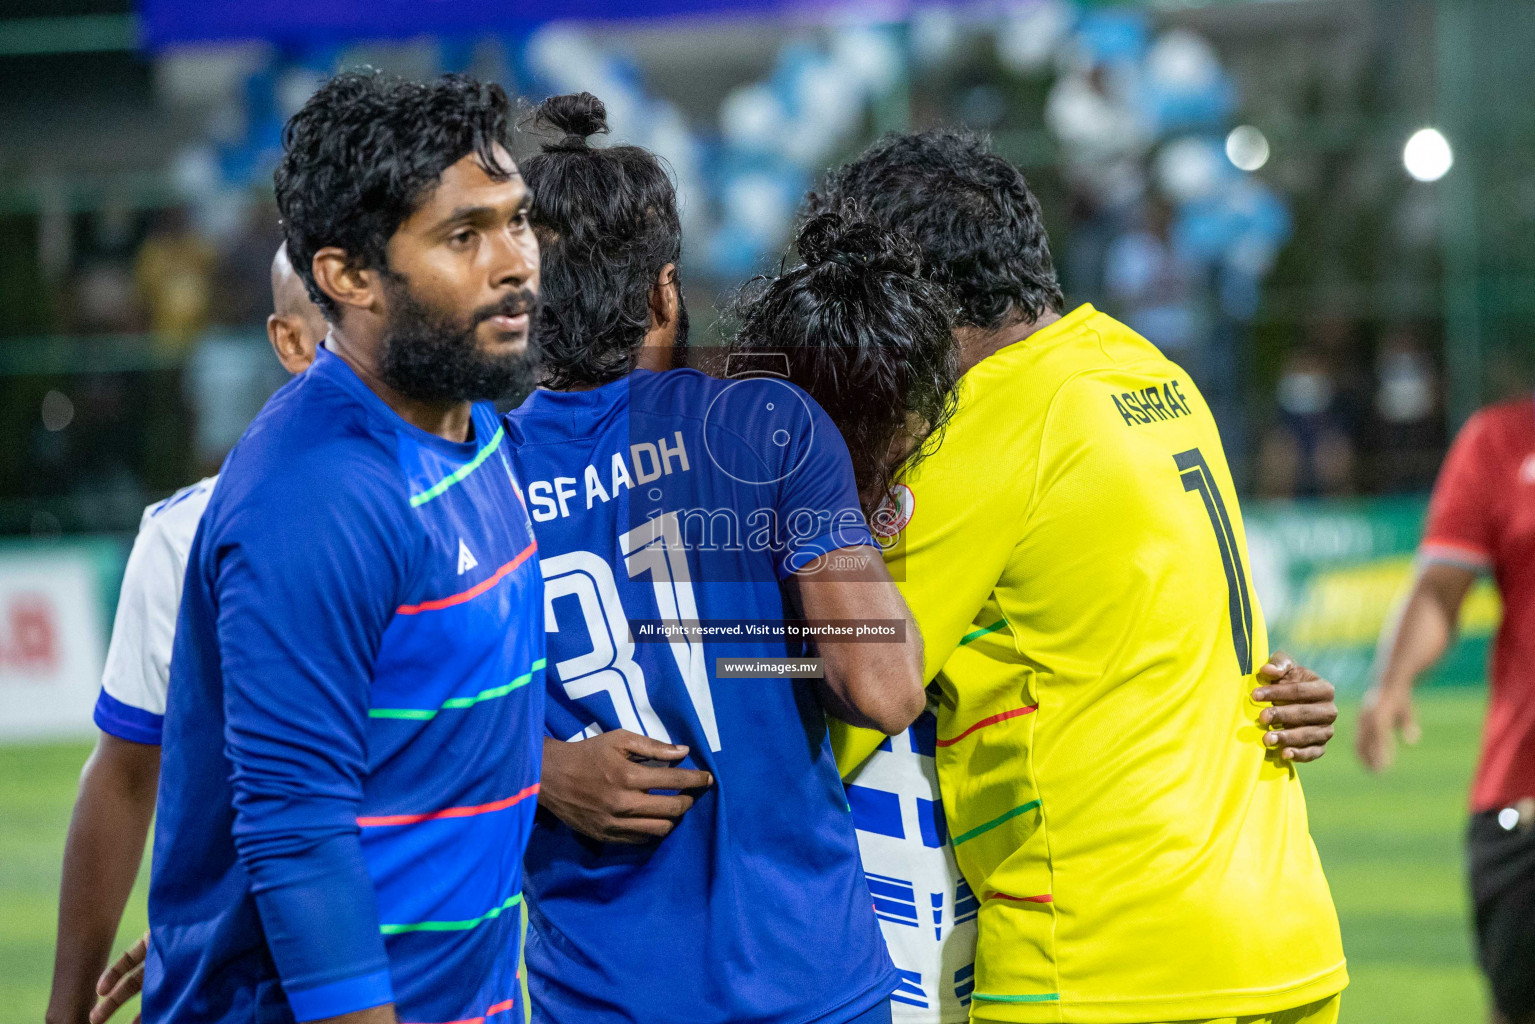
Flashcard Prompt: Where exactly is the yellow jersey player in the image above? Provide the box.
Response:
[814,131,1346,1024]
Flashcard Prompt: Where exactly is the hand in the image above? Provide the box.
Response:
[539,731,713,844]
[90,933,146,1024]
[1355,684,1420,773]
[1251,653,1337,764]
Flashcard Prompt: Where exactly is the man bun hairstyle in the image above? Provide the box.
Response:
[538,91,610,152]
[795,207,922,278]
[806,128,1064,331]
[274,70,514,318]
[521,92,683,390]
[728,200,960,512]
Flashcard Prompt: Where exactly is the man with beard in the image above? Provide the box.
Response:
[143,72,545,1024]
[505,92,925,1024]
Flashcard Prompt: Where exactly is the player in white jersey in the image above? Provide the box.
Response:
[843,704,978,1021]
[45,245,326,1024]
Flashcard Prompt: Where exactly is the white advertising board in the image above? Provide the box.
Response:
[0,546,107,741]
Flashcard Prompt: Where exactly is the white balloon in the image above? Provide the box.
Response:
[831,25,902,95]
[1145,29,1220,92]
[910,6,960,69]
[1046,71,1148,156]
[724,173,793,243]
[172,145,220,198]
[526,27,596,91]
[1155,136,1225,203]
[720,84,789,152]
[997,0,1074,75]
[793,61,862,141]
[644,102,699,181]
[598,81,641,141]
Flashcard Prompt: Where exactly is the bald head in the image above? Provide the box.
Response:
[267,244,328,374]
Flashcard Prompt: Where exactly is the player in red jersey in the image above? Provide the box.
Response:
[1360,397,1535,1024]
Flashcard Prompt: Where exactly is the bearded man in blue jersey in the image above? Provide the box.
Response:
[506,92,927,1024]
[146,72,546,1024]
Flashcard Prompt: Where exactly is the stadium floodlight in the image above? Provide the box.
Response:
[1403,127,1453,182]
[1225,125,1270,172]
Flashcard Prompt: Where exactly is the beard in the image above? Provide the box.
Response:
[670,290,691,370]
[377,270,539,404]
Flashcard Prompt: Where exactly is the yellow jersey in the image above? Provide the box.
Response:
[858,305,1346,1022]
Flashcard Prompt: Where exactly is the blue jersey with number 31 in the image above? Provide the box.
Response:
[504,368,898,1024]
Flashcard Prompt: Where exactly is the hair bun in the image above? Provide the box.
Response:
[536,92,609,152]
[796,199,921,278]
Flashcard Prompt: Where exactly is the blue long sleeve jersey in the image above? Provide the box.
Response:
[144,347,545,1024]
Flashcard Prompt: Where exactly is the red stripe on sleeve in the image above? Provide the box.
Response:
[396,541,537,615]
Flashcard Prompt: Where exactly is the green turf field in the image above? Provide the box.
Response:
[0,691,1492,1024]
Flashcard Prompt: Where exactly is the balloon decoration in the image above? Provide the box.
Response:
[175,0,1290,299]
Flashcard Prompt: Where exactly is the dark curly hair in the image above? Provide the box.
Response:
[274,70,514,318]
[805,128,1064,331]
[726,201,960,513]
[520,92,683,390]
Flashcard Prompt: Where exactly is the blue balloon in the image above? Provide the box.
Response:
[1077,9,1150,65]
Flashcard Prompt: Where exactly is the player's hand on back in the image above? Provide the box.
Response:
[90,933,147,1024]
[539,732,714,845]
[1251,653,1338,764]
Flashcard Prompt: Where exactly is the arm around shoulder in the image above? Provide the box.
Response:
[793,545,925,736]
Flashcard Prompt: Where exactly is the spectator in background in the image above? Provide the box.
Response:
[130,207,213,496]
[1256,348,1357,497]
[214,198,286,327]
[133,207,215,354]
[69,266,142,335]
[1104,193,1207,378]
[185,229,317,474]
[66,207,148,336]
[1358,396,1535,1024]
[1047,57,1149,303]
[1370,329,1442,493]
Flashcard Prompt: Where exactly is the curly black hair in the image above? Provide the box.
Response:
[805,128,1064,331]
[274,70,514,318]
[520,92,684,390]
[726,201,960,513]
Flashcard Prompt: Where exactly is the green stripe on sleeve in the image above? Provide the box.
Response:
[972,992,1060,1003]
[409,426,505,508]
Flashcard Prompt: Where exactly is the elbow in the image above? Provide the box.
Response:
[859,670,926,736]
[862,638,927,735]
[822,634,927,734]
[83,735,162,806]
[879,685,928,736]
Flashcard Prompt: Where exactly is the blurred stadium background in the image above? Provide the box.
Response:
[2,0,1529,1020]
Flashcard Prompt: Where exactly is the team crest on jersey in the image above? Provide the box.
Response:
[457,539,479,574]
[872,484,916,539]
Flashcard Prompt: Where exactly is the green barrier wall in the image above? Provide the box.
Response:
[1245,497,1496,696]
